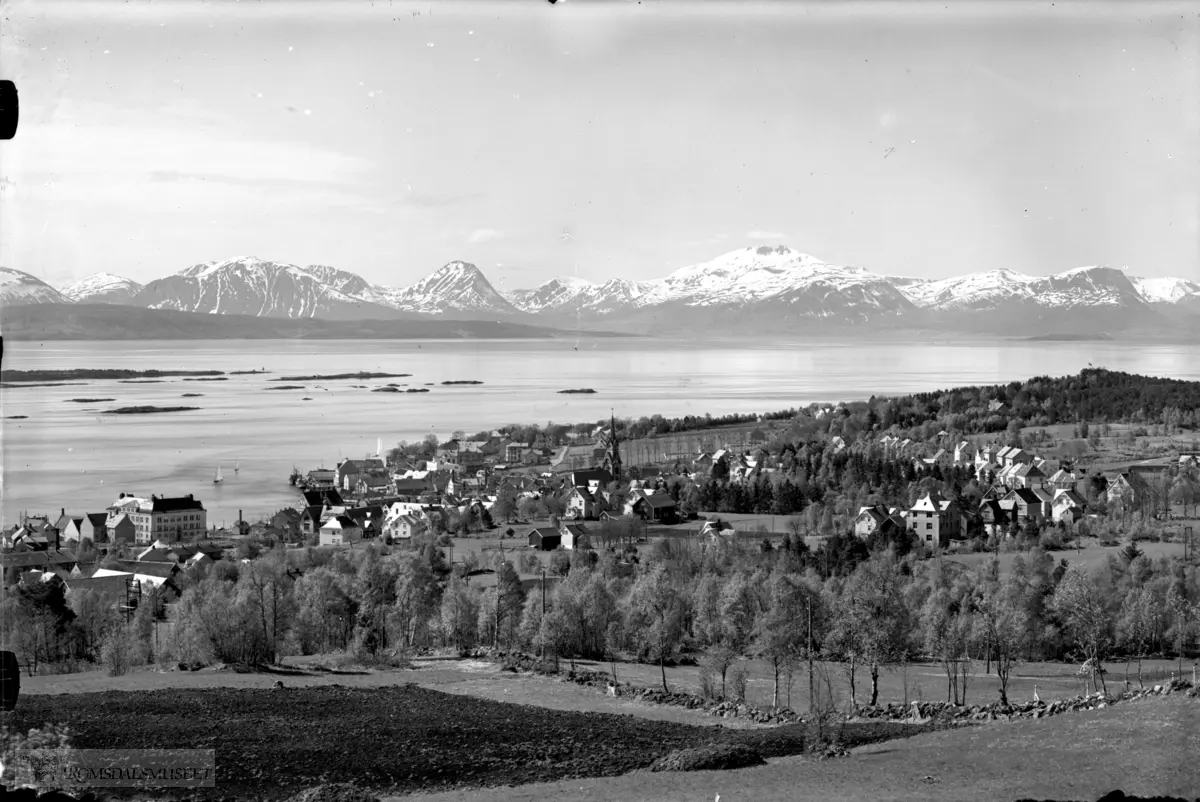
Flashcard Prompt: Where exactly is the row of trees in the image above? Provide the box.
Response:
[13,526,1196,712]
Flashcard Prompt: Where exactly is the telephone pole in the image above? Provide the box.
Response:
[540,568,547,664]
[807,598,815,716]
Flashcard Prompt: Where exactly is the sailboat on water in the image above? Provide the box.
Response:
[213,465,224,484]
[234,460,240,475]
[376,438,383,458]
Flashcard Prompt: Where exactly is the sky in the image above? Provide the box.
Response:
[1,0,1197,292]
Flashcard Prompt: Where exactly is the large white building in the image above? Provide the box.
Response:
[106,493,207,545]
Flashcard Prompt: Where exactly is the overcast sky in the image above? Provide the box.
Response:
[2,0,1197,290]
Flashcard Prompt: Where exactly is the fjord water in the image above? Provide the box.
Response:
[2,337,1197,528]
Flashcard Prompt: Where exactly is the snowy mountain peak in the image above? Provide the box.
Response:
[0,267,71,306]
[1131,276,1200,304]
[505,274,651,315]
[62,272,143,304]
[898,263,1149,312]
[175,256,282,279]
[376,260,518,316]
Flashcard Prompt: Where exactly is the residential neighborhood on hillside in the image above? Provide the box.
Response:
[6,399,1196,622]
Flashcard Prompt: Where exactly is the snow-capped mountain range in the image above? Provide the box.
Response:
[2,246,1197,335]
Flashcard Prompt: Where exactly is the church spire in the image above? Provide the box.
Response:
[606,409,622,481]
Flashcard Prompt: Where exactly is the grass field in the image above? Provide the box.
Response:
[944,539,1185,575]
[393,695,1200,802]
[23,651,1196,720]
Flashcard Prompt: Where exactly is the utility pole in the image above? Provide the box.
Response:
[540,568,547,664]
[807,598,815,717]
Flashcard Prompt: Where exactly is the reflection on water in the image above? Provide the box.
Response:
[2,337,1197,526]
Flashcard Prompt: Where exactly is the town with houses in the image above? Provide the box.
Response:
[4,404,1193,617]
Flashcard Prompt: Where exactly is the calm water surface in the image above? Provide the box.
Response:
[2,337,1196,527]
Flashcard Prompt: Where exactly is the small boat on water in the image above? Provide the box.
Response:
[234,460,240,475]
[214,465,224,484]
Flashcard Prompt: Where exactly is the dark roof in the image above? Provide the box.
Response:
[137,548,173,563]
[980,500,1011,522]
[303,489,344,507]
[65,574,135,599]
[330,515,359,529]
[1008,488,1044,504]
[531,527,560,538]
[0,549,78,569]
[570,469,613,488]
[1129,463,1170,473]
[301,505,325,522]
[394,479,431,493]
[858,506,888,523]
[150,496,205,513]
[569,487,595,502]
[112,560,180,579]
[85,513,109,529]
[639,493,677,509]
[347,506,384,524]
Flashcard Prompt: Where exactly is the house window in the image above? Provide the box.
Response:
[925,523,932,531]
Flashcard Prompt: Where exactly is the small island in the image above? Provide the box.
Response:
[442,380,483,385]
[65,398,116,403]
[118,379,166,384]
[265,385,306,391]
[406,388,430,393]
[558,388,597,394]
[229,369,270,375]
[301,397,313,401]
[183,377,229,382]
[1026,333,1114,342]
[181,393,204,398]
[271,372,412,382]
[5,415,28,419]
[371,386,402,393]
[102,406,200,415]
[0,382,89,388]
[1,369,224,382]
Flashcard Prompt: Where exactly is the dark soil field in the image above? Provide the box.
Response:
[3,684,930,800]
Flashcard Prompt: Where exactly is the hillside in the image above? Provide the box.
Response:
[0,303,623,341]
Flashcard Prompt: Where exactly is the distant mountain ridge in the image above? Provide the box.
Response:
[62,272,144,304]
[4,245,1198,336]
